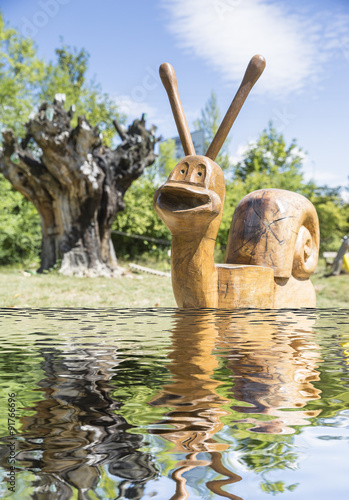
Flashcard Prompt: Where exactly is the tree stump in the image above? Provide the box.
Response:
[0,97,159,276]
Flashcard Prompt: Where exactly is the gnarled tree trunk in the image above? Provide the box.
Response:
[0,97,159,276]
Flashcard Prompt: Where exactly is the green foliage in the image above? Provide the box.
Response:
[0,14,121,146]
[233,122,304,188]
[260,480,299,495]
[194,90,230,169]
[0,15,44,136]
[156,138,177,179]
[302,182,349,251]
[0,176,41,265]
[112,176,171,259]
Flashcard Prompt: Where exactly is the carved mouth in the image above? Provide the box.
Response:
[158,184,211,212]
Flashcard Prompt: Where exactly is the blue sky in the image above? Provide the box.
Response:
[1,0,349,188]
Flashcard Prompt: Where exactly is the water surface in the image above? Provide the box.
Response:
[0,308,348,499]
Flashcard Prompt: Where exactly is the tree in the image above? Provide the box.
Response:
[302,182,349,252]
[0,14,120,143]
[39,42,121,147]
[0,14,43,136]
[0,101,158,276]
[0,14,159,275]
[233,122,304,188]
[194,90,230,170]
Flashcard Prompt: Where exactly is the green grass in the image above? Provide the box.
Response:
[312,267,349,308]
[0,261,347,309]
[0,264,175,308]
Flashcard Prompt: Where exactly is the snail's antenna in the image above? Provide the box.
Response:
[206,55,266,161]
[159,63,196,156]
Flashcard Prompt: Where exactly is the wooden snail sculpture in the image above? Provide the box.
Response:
[154,55,320,309]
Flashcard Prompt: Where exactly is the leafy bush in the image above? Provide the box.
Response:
[0,177,41,265]
[112,176,171,260]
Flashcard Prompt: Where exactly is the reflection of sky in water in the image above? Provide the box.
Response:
[0,308,348,499]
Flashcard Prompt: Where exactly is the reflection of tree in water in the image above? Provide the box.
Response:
[9,345,158,499]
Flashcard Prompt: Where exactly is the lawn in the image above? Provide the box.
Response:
[0,261,347,309]
[0,264,175,308]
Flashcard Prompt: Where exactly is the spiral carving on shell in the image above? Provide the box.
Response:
[225,189,320,280]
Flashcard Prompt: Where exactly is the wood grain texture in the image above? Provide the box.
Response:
[217,264,275,308]
[206,55,266,161]
[154,155,225,308]
[155,177,320,308]
[273,275,316,308]
[154,174,320,308]
[159,63,195,156]
[225,189,319,280]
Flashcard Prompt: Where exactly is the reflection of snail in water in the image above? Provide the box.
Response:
[149,311,242,500]
[149,310,322,498]
[154,56,320,308]
[216,311,322,434]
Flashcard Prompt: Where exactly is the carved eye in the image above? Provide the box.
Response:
[169,162,188,181]
[190,164,206,183]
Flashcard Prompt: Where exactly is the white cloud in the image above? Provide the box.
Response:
[113,95,157,122]
[113,95,181,144]
[162,0,349,96]
[113,94,170,134]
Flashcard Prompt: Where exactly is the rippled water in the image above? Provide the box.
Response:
[0,308,348,499]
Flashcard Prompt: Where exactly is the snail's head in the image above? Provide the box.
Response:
[153,155,225,237]
[155,57,265,239]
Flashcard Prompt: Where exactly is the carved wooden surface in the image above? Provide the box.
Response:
[225,188,319,307]
[217,264,275,308]
[225,189,319,279]
[154,155,225,308]
[154,56,320,309]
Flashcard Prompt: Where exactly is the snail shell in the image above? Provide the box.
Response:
[225,188,320,279]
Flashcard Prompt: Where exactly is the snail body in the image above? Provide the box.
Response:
[154,57,319,308]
